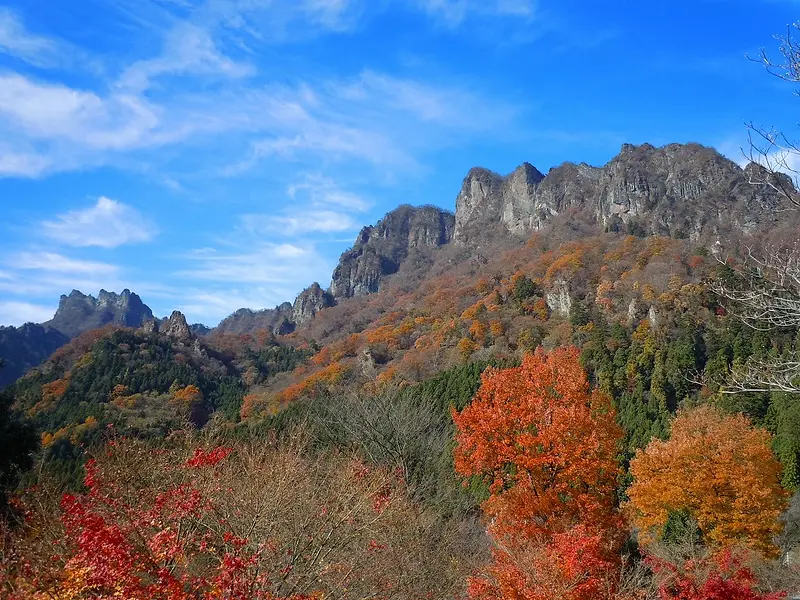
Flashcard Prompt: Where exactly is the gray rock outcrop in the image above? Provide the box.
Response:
[330,204,455,300]
[293,283,333,326]
[45,288,154,338]
[453,143,786,245]
[162,311,192,342]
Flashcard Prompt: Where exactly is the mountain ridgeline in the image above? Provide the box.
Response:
[0,291,207,387]
[453,142,785,243]
[217,141,789,333]
[0,290,155,388]
[0,141,792,378]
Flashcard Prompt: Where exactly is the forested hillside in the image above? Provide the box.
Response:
[4,106,800,600]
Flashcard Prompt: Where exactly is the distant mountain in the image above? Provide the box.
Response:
[45,289,154,338]
[0,289,157,388]
[0,324,68,389]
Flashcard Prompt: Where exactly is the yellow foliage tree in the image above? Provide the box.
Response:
[627,405,788,557]
[457,338,478,361]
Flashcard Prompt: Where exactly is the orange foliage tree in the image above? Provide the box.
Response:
[453,347,624,600]
[627,405,788,557]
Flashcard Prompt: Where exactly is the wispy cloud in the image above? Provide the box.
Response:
[333,70,517,128]
[241,211,360,236]
[41,197,157,248]
[0,148,52,177]
[14,252,121,275]
[225,70,517,176]
[417,0,537,26]
[0,0,526,179]
[0,8,57,67]
[0,74,164,176]
[288,175,372,211]
[0,300,56,326]
[174,240,336,320]
[117,22,254,93]
[0,251,132,309]
[181,243,330,284]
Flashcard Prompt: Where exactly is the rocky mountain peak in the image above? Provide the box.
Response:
[293,282,333,326]
[161,310,192,342]
[330,204,455,300]
[510,162,545,186]
[453,142,788,245]
[46,289,154,338]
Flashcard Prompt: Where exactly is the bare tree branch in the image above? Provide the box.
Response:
[712,244,800,329]
[724,356,800,394]
[742,22,800,207]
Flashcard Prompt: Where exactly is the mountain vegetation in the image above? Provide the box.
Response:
[4,26,800,597]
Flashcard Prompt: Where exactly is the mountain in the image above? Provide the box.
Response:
[5,140,800,482]
[45,289,154,338]
[212,204,454,336]
[0,290,160,388]
[0,324,69,389]
[213,142,789,339]
[2,141,790,389]
[454,142,785,244]
[293,283,334,326]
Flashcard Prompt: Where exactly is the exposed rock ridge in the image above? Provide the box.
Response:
[453,142,787,244]
[330,204,455,300]
[293,283,333,326]
[161,311,192,342]
[45,288,154,338]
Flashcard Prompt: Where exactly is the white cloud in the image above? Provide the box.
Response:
[175,288,291,322]
[0,300,56,326]
[0,8,57,66]
[174,238,337,322]
[335,70,517,128]
[225,70,516,175]
[0,149,51,177]
[287,175,371,211]
[417,0,536,26]
[0,0,522,181]
[181,242,330,284]
[41,197,156,248]
[0,75,170,176]
[241,120,417,171]
[242,210,360,235]
[175,237,339,323]
[118,22,254,93]
[14,252,120,275]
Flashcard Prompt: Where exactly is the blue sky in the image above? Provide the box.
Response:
[0,0,798,326]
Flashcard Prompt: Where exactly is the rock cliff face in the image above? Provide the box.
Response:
[161,311,192,342]
[293,283,333,326]
[45,289,154,338]
[330,204,455,300]
[453,143,786,244]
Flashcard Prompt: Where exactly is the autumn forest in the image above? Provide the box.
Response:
[6,17,800,600]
